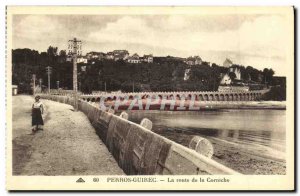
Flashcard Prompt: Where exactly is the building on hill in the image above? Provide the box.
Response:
[105,52,114,60]
[112,50,129,61]
[66,56,72,62]
[220,73,232,85]
[127,53,141,63]
[194,56,202,65]
[218,65,264,91]
[66,55,88,64]
[223,58,233,67]
[86,52,105,60]
[142,54,153,63]
[229,66,241,80]
[185,56,202,65]
[77,56,88,64]
[220,65,242,85]
[86,52,96,59]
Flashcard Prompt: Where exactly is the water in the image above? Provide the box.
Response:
[126,109,286,161]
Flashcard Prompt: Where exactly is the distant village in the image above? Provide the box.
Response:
[66,49,227,67]
[66,50,154,64]
[11,46,284,95]
[66,49,243,89]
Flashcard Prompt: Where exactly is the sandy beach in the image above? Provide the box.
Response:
[153,127,286,175]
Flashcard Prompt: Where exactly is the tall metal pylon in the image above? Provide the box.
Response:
[68,38,82,111]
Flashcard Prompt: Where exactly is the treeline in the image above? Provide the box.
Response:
[12,47,282,95]
[261,76,286,101]
[12,47,71,94]
[81,59,223,93]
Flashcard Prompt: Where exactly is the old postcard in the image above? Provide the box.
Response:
[6,6,294,191]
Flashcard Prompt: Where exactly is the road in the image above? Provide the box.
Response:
[12,95,124,175]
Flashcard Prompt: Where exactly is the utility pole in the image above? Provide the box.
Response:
[39,78,42,93]
[265,74,268,89]
[32,74,36,96]
[46,66,52,94]
[132,81,135,93]
[68,37,82,111]
[57,81,60,89]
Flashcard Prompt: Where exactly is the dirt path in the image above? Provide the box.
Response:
[12,95,124,175]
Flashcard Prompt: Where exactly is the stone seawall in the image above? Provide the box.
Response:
[38,94,240,175]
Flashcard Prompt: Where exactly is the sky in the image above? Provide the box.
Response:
[12,14,289,76]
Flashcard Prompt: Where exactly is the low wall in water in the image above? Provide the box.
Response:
[38,94,240,175]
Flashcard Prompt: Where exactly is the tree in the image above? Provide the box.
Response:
[12,46,278,94]
[266,69,275,84]
[46,46,58,65]
[263,68,275,84]
[47,46,58,56]
[59,50,67,57]
[228,72,237,80]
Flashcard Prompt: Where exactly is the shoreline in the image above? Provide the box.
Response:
[153,126,286,175]
[126,109,286,175]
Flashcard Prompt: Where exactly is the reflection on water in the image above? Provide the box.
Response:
[126,110,286,160]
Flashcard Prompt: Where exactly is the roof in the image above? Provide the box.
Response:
[132,53,139,57]
[113,50,129,54]
[87,51,102,55]
[128,53,140,60]
[143,54,153,58]
[186,56,202,61]
[224,58,233,65]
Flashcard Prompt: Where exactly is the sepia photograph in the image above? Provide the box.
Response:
[6,6,294,191]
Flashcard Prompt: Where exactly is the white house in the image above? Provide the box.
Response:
[113,50,129,61]
[220,66,242,85]
[229,67,241,80]
[105,52,114,60]
[142,54,153,63]
[220,73,232,85]
[86,52,105,60]
[127,53,141,63]
[77,56,88,64]
[185,56,202,65]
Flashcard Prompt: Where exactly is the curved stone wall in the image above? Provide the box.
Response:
[38,94,241,175]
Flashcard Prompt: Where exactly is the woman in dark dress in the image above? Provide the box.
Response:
[32,95,44,132]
